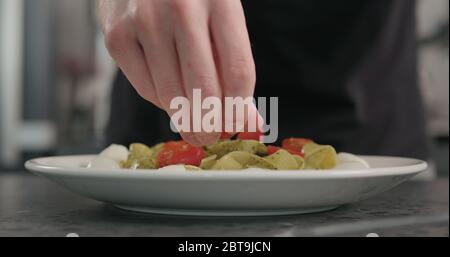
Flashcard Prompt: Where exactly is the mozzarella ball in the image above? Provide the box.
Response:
[99,144,129,162]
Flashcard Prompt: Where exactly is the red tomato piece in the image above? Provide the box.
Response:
[286,149,304,157]
[157,141,205,168]
[163,141,185,149]
[220,132,234,140]
[282,138,313,152]
[237,130,263,141]
[267,145,281,155]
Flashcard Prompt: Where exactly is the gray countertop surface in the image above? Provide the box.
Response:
[0,172,448,237]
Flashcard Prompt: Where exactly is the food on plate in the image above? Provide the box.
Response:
[205,139,267,158]
[87,133,370,171]
[282,137,313,152]
[335,152,370,169]
[157,141,205,167]
[303,143,337,169]
[99,144,129,162]
[120,143,158,169]
[87,156,121,169]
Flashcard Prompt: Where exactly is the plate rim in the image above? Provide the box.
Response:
[25,154,427,180]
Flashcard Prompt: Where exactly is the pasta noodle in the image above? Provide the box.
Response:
[303,143,337,170]
[200,155,218,169]
[212,151,275,170]
[205,140,267,158]
[264,149,300,170]
[120,143,157,169]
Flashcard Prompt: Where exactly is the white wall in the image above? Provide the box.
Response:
[0,0,24,166]
[417,0,449,137]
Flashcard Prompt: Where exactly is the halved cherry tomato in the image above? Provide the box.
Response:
[163,141,185,149]
[267,146,281,155]
[237,130,263,141]
[220,132,234,140]
[282,138,313,152]
[267,145,304,157]
[157,141,205,168]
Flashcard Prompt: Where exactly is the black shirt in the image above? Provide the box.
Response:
[107,0,428,159]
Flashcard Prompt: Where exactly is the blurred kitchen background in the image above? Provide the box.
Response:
[0,0,448,176]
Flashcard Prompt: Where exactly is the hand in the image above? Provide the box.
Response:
[97,0,256,146]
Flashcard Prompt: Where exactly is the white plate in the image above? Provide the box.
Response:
[25,155,427,216]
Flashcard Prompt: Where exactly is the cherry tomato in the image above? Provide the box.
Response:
[157,141,205,168]
[220,132,234,140]
[267,146,281,155]
[282,138,313,152]
[267,145,304,157]
[163,141,185,149]
[237,130,263,141]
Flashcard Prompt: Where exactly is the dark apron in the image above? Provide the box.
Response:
[106,0,428,159]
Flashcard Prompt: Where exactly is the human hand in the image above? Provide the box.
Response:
[98,0,256,146]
